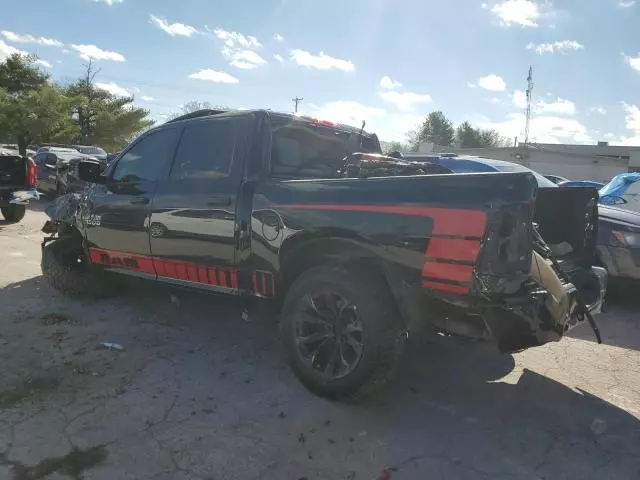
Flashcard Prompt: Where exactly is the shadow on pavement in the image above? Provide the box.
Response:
[2,274,639,479]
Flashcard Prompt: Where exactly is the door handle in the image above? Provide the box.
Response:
[130,197,150,205]
[207,197,232,207]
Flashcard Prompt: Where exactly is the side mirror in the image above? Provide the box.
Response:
[77,160,106,184]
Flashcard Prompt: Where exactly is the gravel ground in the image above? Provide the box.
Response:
[1,205,639,480]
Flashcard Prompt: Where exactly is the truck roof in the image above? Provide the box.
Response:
[163,108,378,140]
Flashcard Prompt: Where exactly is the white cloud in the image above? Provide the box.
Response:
[513,89,527,108]
[380,76,402,89]
[273,53,284,63]
[481,113,592,144]
[212,28,265,69]
[0,39,26,61]
[290,49,355,72]
[466,82,477,89]
[150,15,198,37]
[213,28,261,49]
[188,69,239,84]
[94,0,123,4]
[491,0,541,27]
[486,97,502,104]
[535,97,576,115]
[222,47,266,69]
[619,103,640,145]
[589,106,607,115]
[477,74,507,91]
[71,44,125,61]
[1,31,63,47]
[526,40,584,54]
[624,53,640,72]
[95,82,131,97]
[378,90,432,111]
[618,0,636,7]
[308,100,422,141]
[274,33,284,42]
[35,59,52,68]
[141,96,155,102]
[62,48,70,54]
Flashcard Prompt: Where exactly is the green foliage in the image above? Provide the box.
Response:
[0,54,48,94]
[409,111,455,151]
[380,140,409,154]
[0,56,154,154]
[456,121,507,148]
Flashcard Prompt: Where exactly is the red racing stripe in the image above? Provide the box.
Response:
[279,204,487,237]
[422,261,473,283]
[422,280,470,295]
[425,238,480,262]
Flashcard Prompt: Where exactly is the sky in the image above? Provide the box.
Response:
[2,0,640,145]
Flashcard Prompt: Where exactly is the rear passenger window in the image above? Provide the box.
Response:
[170,119,235,180]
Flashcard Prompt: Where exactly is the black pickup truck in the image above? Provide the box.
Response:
[0,149,38,222]
[41,109,606,400]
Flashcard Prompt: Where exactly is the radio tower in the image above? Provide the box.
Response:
[524,66,534,146]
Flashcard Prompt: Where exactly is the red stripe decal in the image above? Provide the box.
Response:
[219,269,228,288]
[88,248,155,275]
[187,264,198,282]
[271,275,276,297]
[198,266,208,284]
[208,268,218,286]
[252,271,258,293]
[422,280,470,295]
[230,269,238,289]
[426,238,480,262]
[422,262,473,283]
[164,261,176,279]
[175,263,188,280]
[279,204,487,237]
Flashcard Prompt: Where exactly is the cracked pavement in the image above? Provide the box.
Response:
[1,207,640,479]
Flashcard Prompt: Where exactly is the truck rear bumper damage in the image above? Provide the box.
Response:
[421,258,607,354]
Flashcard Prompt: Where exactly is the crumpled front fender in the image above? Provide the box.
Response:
[44,193,82,223]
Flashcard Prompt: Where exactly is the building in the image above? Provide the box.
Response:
[426,142,640,183]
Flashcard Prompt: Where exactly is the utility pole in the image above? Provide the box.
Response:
[292,97,303,113]
[524,66,534,147]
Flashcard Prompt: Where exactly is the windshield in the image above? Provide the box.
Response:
[76,146,107,155]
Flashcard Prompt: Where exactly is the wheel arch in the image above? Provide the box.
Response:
[278,230,414,328]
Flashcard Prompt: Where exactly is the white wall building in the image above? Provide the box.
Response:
[429,143,640,183]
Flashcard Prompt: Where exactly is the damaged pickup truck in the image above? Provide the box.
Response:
[40,109,607,400]
[1,150,39,222]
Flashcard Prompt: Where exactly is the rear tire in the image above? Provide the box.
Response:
[41,239,117,298]
[280,265,405,401]
[1,205,26,223]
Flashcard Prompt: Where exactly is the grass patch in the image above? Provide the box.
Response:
[0,377,60,409]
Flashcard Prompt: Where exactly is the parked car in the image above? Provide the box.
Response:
[41,109,606,400]
[557,180,605,189]
[37,145,79,154]
[595,173,640,282]
[1,144,36,158]
[0,150,38,222]
[73,145,108,162]
[545,174,569,184]
[34,150,99,196]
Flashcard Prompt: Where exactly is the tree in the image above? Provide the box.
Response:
[0,53,48,94]
[0,84,78,154]
[63,61,154,151]
[168,100,228,120]
[380,140,408,155]
[456,122,508,148]
[409,111,455,151]
[0,54,76,154]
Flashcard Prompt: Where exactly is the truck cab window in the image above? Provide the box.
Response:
[112,128,180,183]
[170,119,235,180]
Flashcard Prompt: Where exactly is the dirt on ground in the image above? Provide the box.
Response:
[1,206,640,480]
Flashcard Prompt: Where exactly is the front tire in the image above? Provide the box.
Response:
[41,239,117,298]
[1,205,26,223]
[280,265,405,401]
